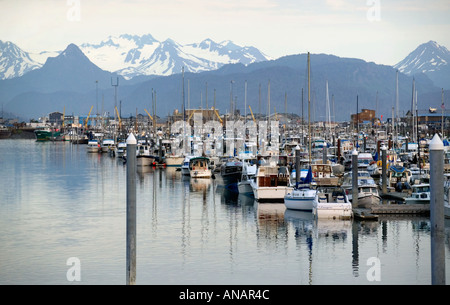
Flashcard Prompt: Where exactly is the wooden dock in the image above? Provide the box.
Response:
[371,204,429,215]
[353,203,430,220]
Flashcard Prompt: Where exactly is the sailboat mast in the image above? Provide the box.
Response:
[308,52,311,165]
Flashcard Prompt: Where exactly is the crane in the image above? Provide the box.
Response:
[84,105,93,129]
[212,107,223,124]
[248,105,256,123]
[115,106,122,130]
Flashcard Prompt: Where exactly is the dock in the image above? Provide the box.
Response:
[353,203,430,220]
[371,204,429,215]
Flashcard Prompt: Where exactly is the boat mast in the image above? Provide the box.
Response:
[441,88,444,138]
[308,52,311,165]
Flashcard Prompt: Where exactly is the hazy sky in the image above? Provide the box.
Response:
[1,0,449,65]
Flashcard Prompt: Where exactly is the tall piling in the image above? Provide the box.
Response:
[126,133,137,285]
[429,134,445,285]
[381,146,387,194]
[352,150,358,208]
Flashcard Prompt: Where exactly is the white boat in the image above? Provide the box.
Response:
[165,155,184,167]
[341,171,380,208]
[87,140,100,153]
[405,184,430,204]
[115,142,127,158]
[284,187,317,211]
[181,155,193,176]
[250,165,293,202]
[189,156,212,178]
[237,158,257,195]
[312,185,353,220]
[101,139,116,153]
[136,142,155,166]
[284,166,316,211]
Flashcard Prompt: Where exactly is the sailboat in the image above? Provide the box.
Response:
[284,167,316,211]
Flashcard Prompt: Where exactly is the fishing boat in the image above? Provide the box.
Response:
[34,127,61,141]
[341,171,380,207]
[220,158,243,186]
[100,139,116,154]
[115,142,127,159]
[136,142,155,166]
[312,183,352,220]
[386,165,412,191]
[250,165,293,202]
[165,155,184,167]
[86,139,100,153]
[0,125,11,139]
[189,156,212,179]
[405,183,430,204]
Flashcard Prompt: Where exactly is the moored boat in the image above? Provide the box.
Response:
[312,183,352,220]
[189,156,212,178]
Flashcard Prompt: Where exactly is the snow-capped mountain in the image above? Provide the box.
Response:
[79,34,272,79]
[394,40,450,89]
[395,41,450,75]
[0,40,42,79]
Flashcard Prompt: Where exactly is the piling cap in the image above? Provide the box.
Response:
[429,133,444,151]
[295,145,300,151]
[126,133,137,145]
[352,149,358,156]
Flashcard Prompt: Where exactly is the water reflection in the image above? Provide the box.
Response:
[1,140,450,284]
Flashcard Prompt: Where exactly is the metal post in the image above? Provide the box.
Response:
[352,150,358,208]
[429,134,445,285]
[126,133,137,285]
[381,146,387,194]
[322,146,327,164]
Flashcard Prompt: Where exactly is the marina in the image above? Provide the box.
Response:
[1,139,450,285]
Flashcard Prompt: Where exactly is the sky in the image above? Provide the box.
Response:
[1,0,450,66]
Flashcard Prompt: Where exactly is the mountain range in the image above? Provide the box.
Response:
[1,36,449,122]
[0,34,271,80]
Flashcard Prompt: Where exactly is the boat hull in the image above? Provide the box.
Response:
[284,189,316,211]
[253,186,293,202]
[137,156,155,166]
[238,180,253,195]
[313,202,353,220]
[165,156,184,167]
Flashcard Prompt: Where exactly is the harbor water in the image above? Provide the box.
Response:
[1,139,450,285]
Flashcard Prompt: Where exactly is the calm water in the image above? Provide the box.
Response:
[1,139,450,285]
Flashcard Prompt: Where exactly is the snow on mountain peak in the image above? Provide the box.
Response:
[0,34,271,80]
[394,40,450,75]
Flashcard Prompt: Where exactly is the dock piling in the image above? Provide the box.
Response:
[352,150,358,208]
[126,133,137,285]
[429,134,445,285]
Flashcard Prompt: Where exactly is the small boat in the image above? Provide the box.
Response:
[284,166,316,211]
[284,187,317,211]
[312,184,352,220]
[237,158,258,195]
[181,155,194,176]
[220,158,243,186]
[164,155,184,167]
[341,171,380,208]
[136,142,155,166]
[101,139,116,154]
[115,142,127,159]
[405,184,430,204]
[189,156,212,178]
[87,140,100,153]
[250,165,293,202]
[0,125,11,139]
